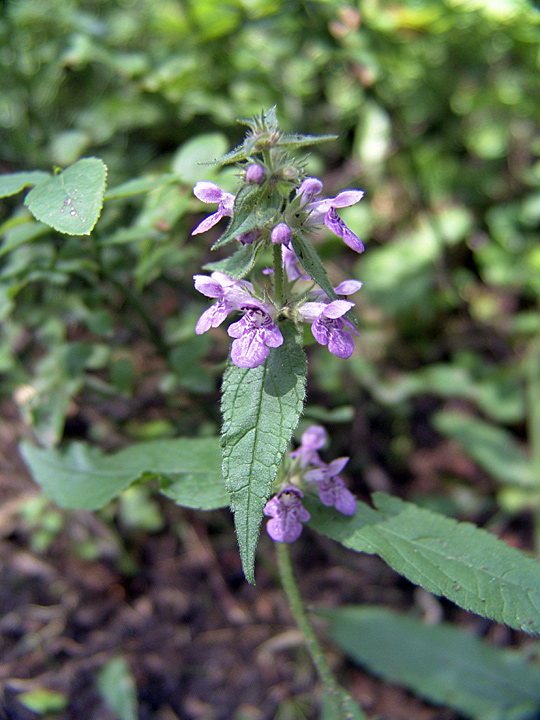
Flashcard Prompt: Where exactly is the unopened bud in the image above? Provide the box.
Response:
[271,223,291,246]
[246,163,265,184]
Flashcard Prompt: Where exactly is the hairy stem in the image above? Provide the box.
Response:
[275,542,355,718]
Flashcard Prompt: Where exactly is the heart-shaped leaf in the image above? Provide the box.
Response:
[24,157,107,235]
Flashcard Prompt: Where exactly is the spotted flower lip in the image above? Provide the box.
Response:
[191,181,235,235]
[227,300,283,368]
[305,457,356,515]
[263,484,311,543]
[297,177,365,253]
[299,299,359,359]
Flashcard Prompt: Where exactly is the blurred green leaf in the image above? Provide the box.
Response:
[433,411,536,488]
[18,688,68,715]
[20,436,224,510]
[323,606,540,720]
[97,657,138,720]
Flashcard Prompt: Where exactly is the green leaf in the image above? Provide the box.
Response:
[171,133,229,183]
[290,230,338,304]
[308,492,540,634]
[203,241,264,279]
[18,688,68,715]
[104,173,177,200]
[24,158,107,235]
[323,606,540,720]
[97,657,138,720]
[20,437,224,510]
[221,322,306,583]
[211,184,281,249]
[0,171,50,198]
[433,411,537,488]
[276,132,338,149]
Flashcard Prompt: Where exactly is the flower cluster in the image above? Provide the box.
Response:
[191,171,364,368]
[263,425,356,543]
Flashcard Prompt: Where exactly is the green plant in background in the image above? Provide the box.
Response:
[3,0,540,717]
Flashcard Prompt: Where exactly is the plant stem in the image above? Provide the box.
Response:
[273,242,284,306]
[275,542,353,718]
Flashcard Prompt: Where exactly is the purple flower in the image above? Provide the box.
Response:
[246,163,266,184]
[305,458,356,516]
[193,272,252,335]
[228,301,283,368]
[290,425,327,468]
[299,299,359,359]
[192,181,235,235]
[297,177,365,253]
[263,485,311,543]
[309,279,363,303]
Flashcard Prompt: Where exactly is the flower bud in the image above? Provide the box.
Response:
[245,163,265,184]
[271,223,291,246]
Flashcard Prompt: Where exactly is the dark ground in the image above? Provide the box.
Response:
[0,391,524,720]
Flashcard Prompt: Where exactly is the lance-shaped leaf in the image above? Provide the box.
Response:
[24,157,107,235]
[0,171,51,198]
[204,242,264,279]
[20,437,225,511]
[211,184,281,250]
[221,322,307,583]
[322,605,540,720]
[307,492,540,634]
[276,133,338,149]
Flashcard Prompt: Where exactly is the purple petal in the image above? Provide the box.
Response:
[271,223,291,246]
[321,300,354,320]
[311,317,332,346]
[230,330,270,368]
[298,302,328,322]
[193,275,225,298]
[334,279,363,296]
[246,164,266,184]
[327,457,349,476]
[195,300,229,334]
[263,496,281,518]
[334,487,357,515]
[193,181,226,204]
[328,329,355,359]
[325,208,365,253]
[192,209,224,235]
[267,515,303,543]
[331,190,364,208]
[264,324,284,348]
[227,315,251,339]
[297,177,323,202]
[301,426,327,451]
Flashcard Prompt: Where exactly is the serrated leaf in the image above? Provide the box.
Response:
[433,411,537,488]
[323,606,540,720]
[104,173,177,200]
[290,229,338,302]
[0,170,51,198]
[307,492,540,634]
[221,322,306,583]
[24,158,107,235]
[203,242,264,279]
[20,437,224,510]
[211,183,281,250]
